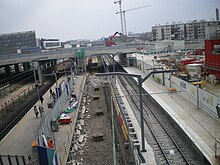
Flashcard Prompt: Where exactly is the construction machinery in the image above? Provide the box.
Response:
[105,32,122,46]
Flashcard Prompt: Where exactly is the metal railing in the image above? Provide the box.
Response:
[0,154,26,165]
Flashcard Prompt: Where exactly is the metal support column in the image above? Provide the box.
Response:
[138,76,146,152]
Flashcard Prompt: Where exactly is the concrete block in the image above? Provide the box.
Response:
[125,116,130,120]
[78,135,85,143]
[129,131,136,135]
[78,124,82,131]
[132,138,139,144]
[80,119,85,126]
[96,110,104,116]
[86,115,91,119]
[134,142,140,148]
[122,106,126,110]
[124,142,130,148]
[124,112,129,116]
[81,106,86,114]
[129,131,137,139]
[66,160,76,165]
[93,133,104,142]
[76,129,81,135]
[94,87,99,91]
[128,122,133,127]
[93,96,99,100]
[129,127,135,132]
[74,144,78,151]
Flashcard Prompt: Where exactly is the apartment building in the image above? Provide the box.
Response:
[152,20,220,41]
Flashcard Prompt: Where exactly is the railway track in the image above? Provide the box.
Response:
[103,54,208,164]
[0,70,33,85]
[0,61,72,141]
[118,76,191,164]
[0,70,34,91]
[0,71,63,141]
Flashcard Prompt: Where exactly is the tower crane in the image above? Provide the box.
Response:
[114,0,124,35]
[116,5,151,36]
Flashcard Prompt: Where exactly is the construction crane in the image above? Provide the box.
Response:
[114,0,124,35]
[116,5,151,36]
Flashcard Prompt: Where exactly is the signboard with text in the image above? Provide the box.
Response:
[76,48,85,59]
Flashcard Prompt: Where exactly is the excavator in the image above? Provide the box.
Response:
[105,31,122,46]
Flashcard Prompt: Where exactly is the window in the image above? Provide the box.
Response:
[212,44,220,54]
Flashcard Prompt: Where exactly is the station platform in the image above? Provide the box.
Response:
[124,66,220,165]
[1,66,220,164]
[115,81,157,165]
[0,74,86,164]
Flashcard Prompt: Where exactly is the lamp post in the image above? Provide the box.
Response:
[196,75,199,109]
[195,67,201,109]
[33,62,41,106]
[111,94,117,165]
[141,55,144,73]
[96,69,178,154]
[52,71,58,86]
[32,57,48,105]
[51,71,59,98]
[152,59,155,78]
[74,62,77,76]
[96,72,146,152]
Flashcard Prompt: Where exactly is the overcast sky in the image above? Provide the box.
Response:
[0,0,219,41]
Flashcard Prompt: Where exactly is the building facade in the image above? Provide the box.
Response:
[0,31,37,55]
[204,39,220,80]
[152,20,220,41]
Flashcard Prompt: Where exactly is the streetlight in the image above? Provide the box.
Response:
[96,69,178,154]
[110,94,117,165]
[152,57,156,78]
[52,71,58,87]
[33,64,41,107]
[141,55,144,73]
[51,71,58,97]
[32,57,48,105]
[41,71,59,99]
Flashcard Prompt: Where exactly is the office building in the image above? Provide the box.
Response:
[0,31,37,55]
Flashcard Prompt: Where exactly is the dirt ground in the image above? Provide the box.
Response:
[67,75,113,165]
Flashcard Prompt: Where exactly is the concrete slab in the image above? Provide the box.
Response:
[124,66,220,165]
[115,81,157,165]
